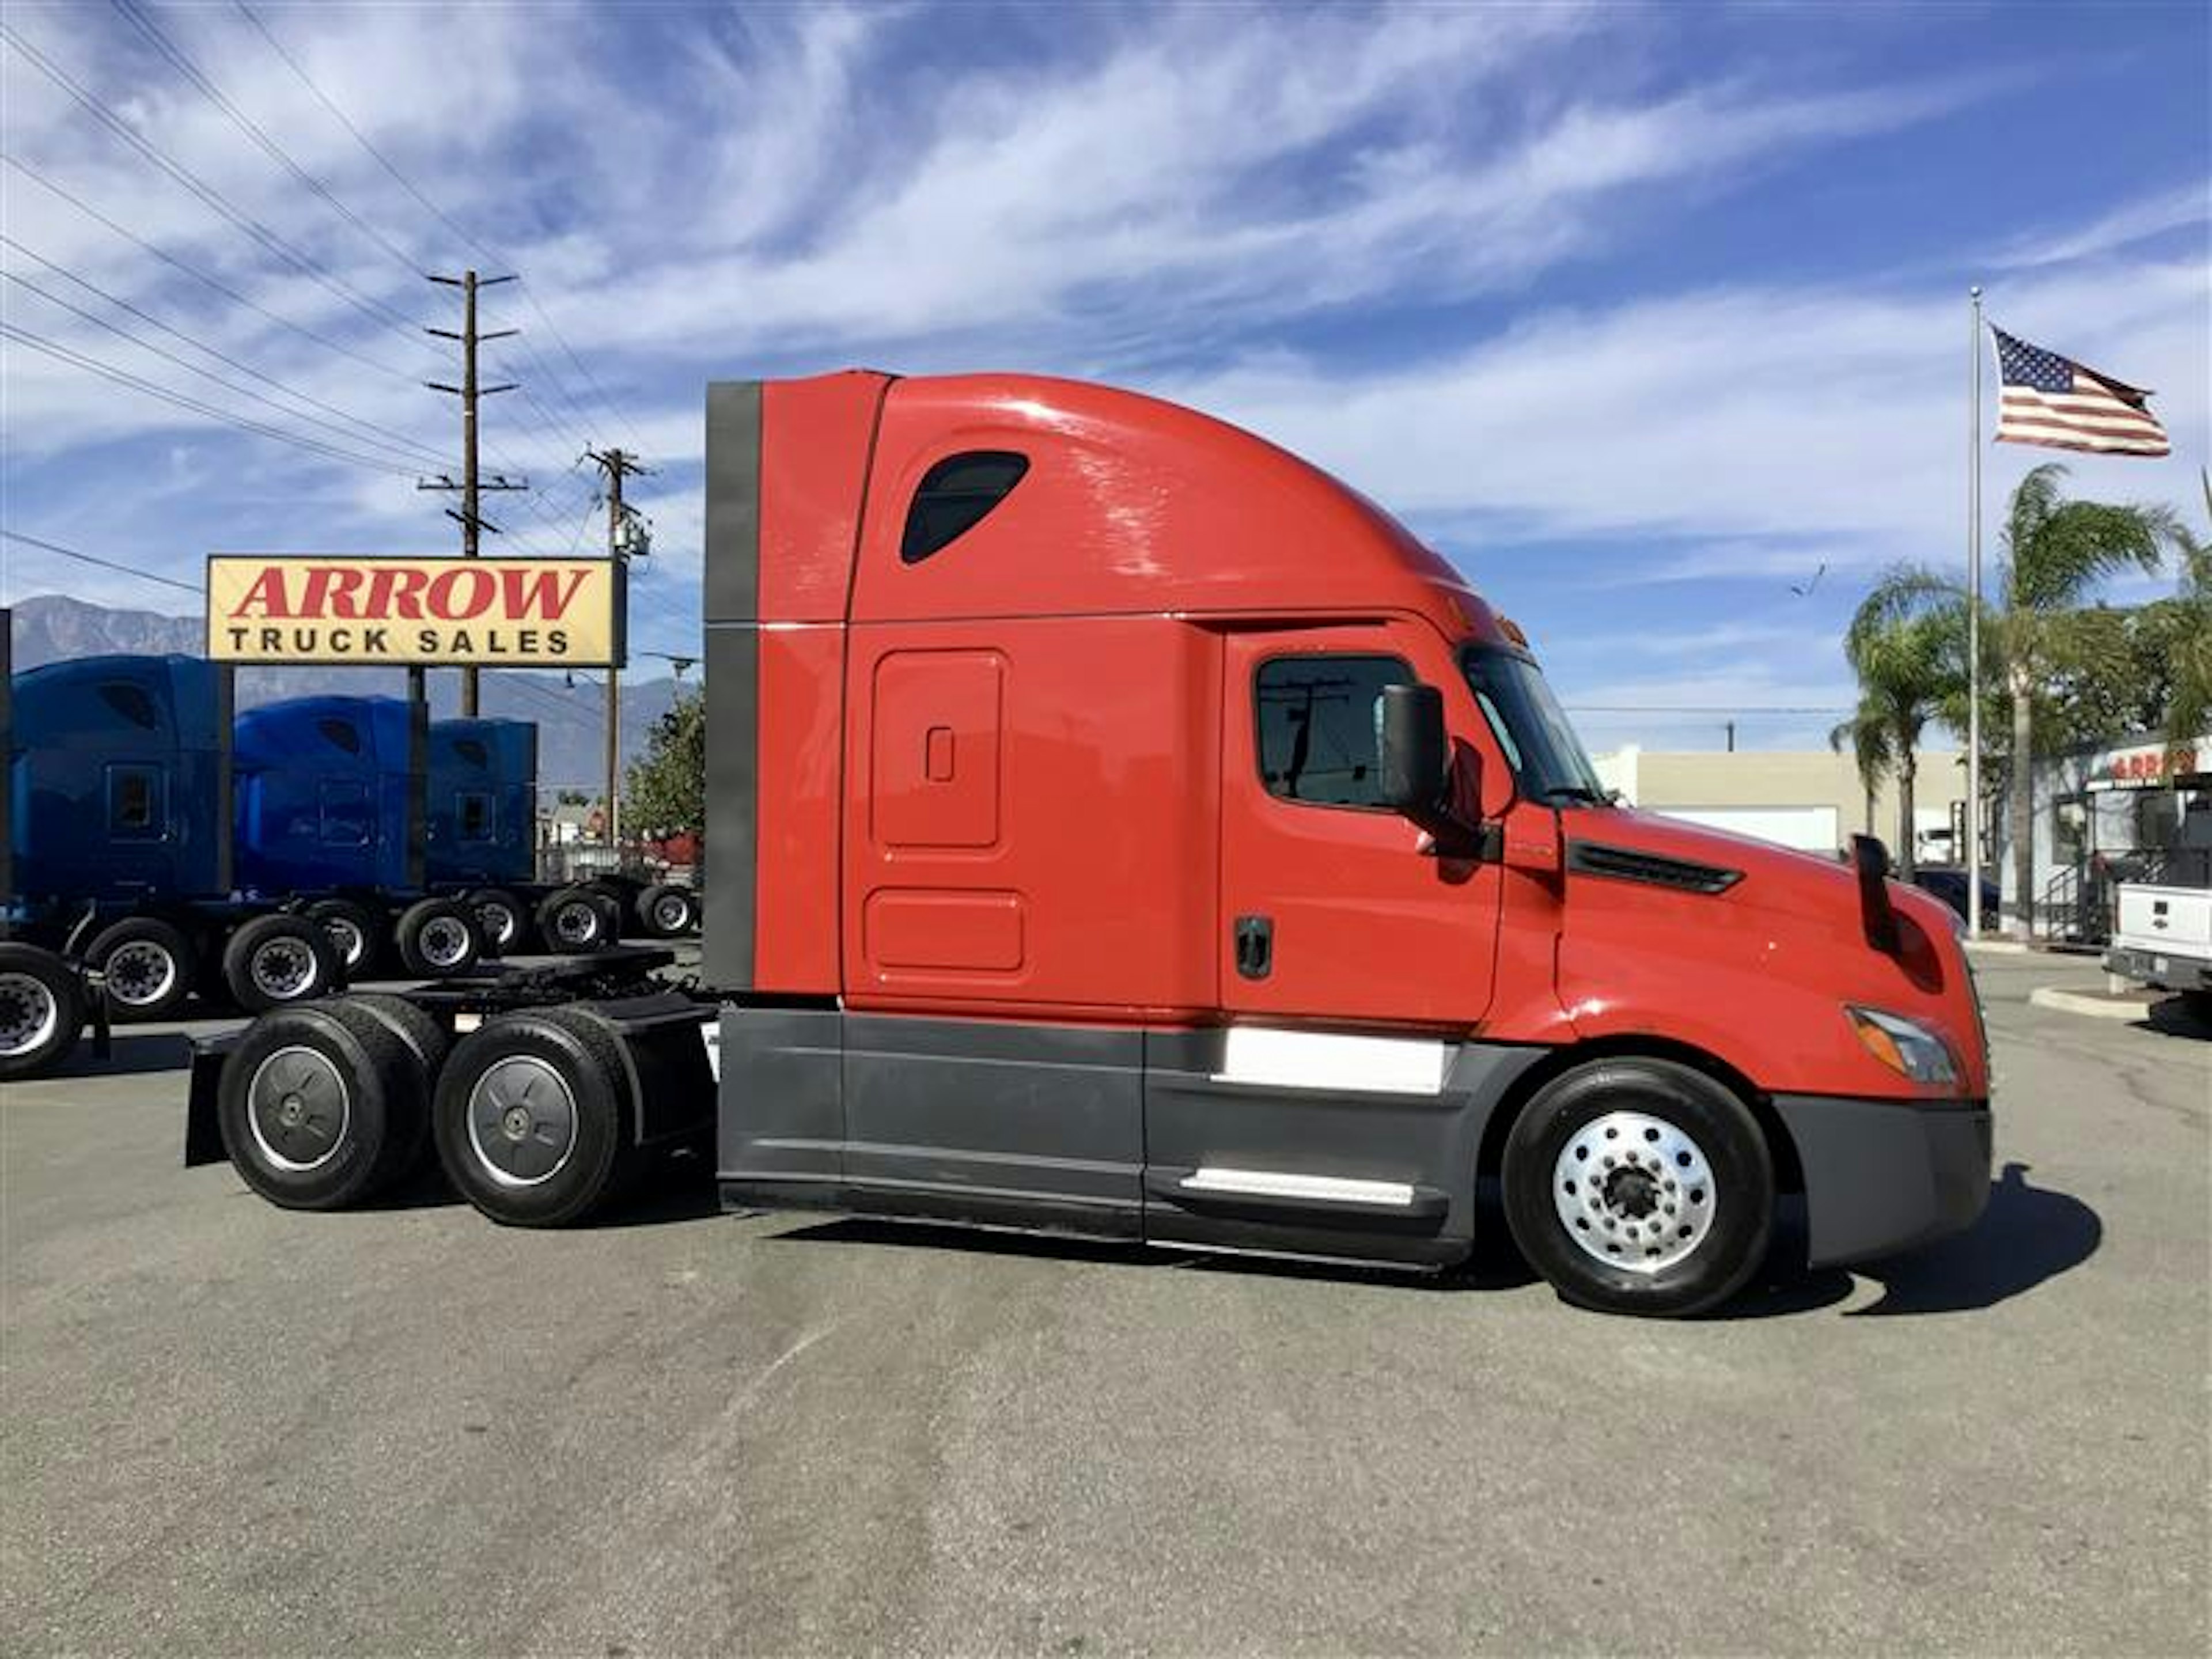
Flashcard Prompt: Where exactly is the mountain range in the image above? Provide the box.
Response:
[4,593,685,794]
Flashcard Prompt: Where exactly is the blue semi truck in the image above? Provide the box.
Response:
[2,649,346,1077]
[234,698,699,969]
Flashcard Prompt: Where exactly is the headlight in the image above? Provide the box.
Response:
[1846,1006,1960,1086]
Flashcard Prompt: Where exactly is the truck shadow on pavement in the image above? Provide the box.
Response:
[44,1031,196,1078]
[2140,997,2211,1041]
[747,1161,2100,1319]
[1729,1161,2102,1319]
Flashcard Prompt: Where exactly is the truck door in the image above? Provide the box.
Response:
[1140,622,1510,1263]
[1215,624,1501,1027]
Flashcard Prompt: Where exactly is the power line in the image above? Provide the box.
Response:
[2,258,446,471]
[0,529,202,597]
[1566,704,1853,715]
[1,154,424,384]
[109,0,423,276]
[2,321,421,476]
[0,19,433,361]
[230,0,639,448]
[1,234,445,464]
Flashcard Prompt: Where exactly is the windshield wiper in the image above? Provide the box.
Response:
[1538,785,1613,806]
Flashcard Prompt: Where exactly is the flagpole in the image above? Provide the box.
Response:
[1966,286,1985,938]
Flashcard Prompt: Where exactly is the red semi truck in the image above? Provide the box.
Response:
[188,370,1991,1316]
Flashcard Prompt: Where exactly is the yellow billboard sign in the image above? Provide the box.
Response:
[206,555,624,667]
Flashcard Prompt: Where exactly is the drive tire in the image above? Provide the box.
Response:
[0,943,84,1081]
[463,888,527,958]
[394,899,483,978]
[85,917,195,1021]
[636,882,697,938]
[222,915,343,1015]
[432,1006,637,1228]
[536,887,616,953]
[1502,1058,1774,1319]
[216,1000,418,1209]
[306,898,382,979]
[343,991,454,1180]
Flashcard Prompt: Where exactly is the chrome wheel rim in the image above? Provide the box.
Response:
[1553,1110,1715,1275]
[652,893,690,931]
[250,938,317,1001]
[0,972,59,1056]
[465,1055,578,1188]
[321,916,366,970]
[247,1044,349,1172]
[475,902,518,951]
[419,915,471,969]
[105,941,179,1008]
[551,903,597,946]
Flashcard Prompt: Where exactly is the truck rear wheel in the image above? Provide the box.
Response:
[395,898,483,978]
[343,991,454,1180]
[0,943,84,1081]
[222,915,343,1014]
[1502,1058,1774,1319]
[536,887,616,953]
[86,917,195,1021]
[637,883,697,938]
[431,1007,637,1228]
[216,1001,419,1209]
[306,899,381,978]
[463,888,526,957]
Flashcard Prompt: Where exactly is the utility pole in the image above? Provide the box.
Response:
[585,446,650,851]
[422,270,525,717]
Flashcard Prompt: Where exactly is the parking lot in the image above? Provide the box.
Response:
[2,949,2206,1656]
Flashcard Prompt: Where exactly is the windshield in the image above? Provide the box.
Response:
[1460,646,1609,805]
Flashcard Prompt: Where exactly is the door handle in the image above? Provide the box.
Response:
[1234,914,1273,980]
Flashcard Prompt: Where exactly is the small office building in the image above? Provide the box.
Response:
[2004,731,2211,942]
[1592,745,1968,865]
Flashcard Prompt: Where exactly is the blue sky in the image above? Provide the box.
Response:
[2,1,2206,752]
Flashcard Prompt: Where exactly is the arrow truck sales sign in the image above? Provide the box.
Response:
[206,555,625,667]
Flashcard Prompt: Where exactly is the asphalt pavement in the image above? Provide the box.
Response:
[2,951,2206,1656]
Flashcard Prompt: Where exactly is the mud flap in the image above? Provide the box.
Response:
[184,1033,238,1166]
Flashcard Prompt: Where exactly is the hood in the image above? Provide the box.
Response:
[1565,806,1952,940]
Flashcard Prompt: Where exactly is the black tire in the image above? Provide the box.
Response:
[306,898,382,978]
[536,886,616,953]
[463,888,527,958]
[215,1000,422,1209]
[635,882,697,938]
[394,898,483,978]
[222,915,344,1015]
[431,1006,637,1228]
[0,942,85,1081]
[1502,1058,1775,1319]
[85,916,195,1021]
[343,991,455,1180]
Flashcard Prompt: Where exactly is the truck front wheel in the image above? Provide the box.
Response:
[395,899,483,978]
[223,915,343,1014]
[86,917,196,1021]
[432,1007,637,1228]
[1502,1058,1774,1319]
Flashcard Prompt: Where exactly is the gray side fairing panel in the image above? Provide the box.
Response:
[702,381,762,992]
[1142,1031,1544,1266]
[717,1008,1543,1264]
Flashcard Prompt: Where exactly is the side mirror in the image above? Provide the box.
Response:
[1378,684,1449,816]
[1379,683,1486,858]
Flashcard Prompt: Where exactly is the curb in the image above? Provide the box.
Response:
[2029,985,2156,1022]
[1964,940,2032,957]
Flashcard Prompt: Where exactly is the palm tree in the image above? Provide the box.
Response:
[1828,705,1891,842]
[1839,608,1950,877]
[1856,462,2183,933]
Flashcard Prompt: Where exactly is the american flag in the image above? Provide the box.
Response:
[1991,325,2169,457]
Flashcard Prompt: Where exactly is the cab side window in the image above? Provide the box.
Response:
[107,764,163,838]
[1254,654,1412,809]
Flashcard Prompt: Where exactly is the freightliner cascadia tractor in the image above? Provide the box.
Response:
[187,372,1992,1317]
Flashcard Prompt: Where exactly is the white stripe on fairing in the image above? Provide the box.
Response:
[1181,1167,1418,1208]
[701,1024,721,1082]
[1212,1027,1449,1095]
